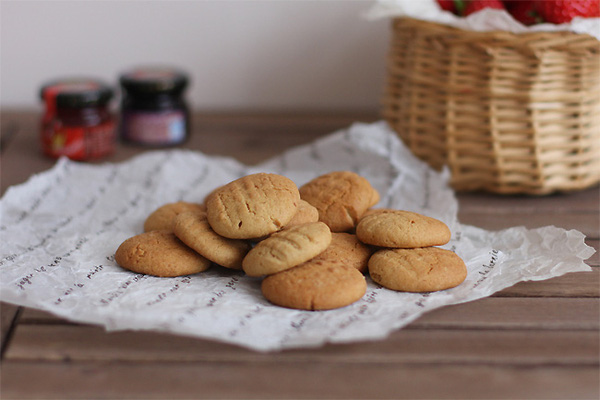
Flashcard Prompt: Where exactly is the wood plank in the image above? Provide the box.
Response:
[176,111,379,166]
[190,111,379,166]
[0,112,61,195]
[1,361,597,400]
[495,270,599,298]
[5,324,598,366]
[0,117,20,154]
[458,210,600,239]
[412,297,599,330]
[457,187,600,214]
[1,302,21,357]
[15,308,67,324]
[17,297,600,333]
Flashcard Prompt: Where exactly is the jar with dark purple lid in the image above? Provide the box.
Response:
[119,68,190,146]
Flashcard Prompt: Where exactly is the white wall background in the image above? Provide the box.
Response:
[1,1,391,111]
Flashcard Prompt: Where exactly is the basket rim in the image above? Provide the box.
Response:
[392,17,600,47]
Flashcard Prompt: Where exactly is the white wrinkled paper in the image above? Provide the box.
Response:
[0,122,594,351]
[367,0,600,40]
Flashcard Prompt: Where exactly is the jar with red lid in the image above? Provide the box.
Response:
[40,79,115,161]
[119,67,190,146]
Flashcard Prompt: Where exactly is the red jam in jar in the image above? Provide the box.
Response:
[119,67,190,146]
[40,79,115,161]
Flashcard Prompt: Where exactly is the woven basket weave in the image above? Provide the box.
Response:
[383,18,600,194]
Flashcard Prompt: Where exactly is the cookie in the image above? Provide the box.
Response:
[242,222,332,277]
[144,202,206,233]
[361,208,394,218]
[173,211,251,270]
[356,210,451,248]
[206,173,300,239]
[299,171,379,232]
[261,258,367,311]
[368,247,467,292]
[115,230,211,277]
[312,232,373,273]
[283,199,319,229]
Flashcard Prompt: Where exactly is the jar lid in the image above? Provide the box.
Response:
[40,79,113,108]
[119,68,189,95]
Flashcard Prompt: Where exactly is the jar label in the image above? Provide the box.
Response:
[41,120,115,161]
[122,111,186,145]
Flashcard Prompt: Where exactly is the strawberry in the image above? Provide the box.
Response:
[463,0,505,16]
[505,0,544,25]
[436,0,458,13]
[536,0,600,24]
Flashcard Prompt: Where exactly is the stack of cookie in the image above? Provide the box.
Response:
[357,210,467,292]
[115,171,466,311]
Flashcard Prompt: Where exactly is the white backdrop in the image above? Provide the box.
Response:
[1,1,390,111]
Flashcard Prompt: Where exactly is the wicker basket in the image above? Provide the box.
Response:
[383,18,600,195]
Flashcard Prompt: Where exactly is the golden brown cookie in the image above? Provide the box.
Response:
[144,202,206,233]
[261,258,367,311]
[206,173,300,239]
[283,199,319,229]
[368,247,467,292]
[299,171,379,232]
[242,222,332,277]
[356,210,451,248]
[115,230,211,277]
[312,232,373,273]
[361,208,394,219]
[173,211,251,270]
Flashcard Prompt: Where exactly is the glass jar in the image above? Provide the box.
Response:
[119,68,190,146]
[40,79,115,161]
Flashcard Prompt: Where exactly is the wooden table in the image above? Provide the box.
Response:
[1,110,598,399]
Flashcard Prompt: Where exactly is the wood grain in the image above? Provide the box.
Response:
[458,189,600,214]
[495,270,599,297]
[14,296,600,332]
[5,324,598,365]
[0,303,20,358]
[1,110,598,400]
[1,361,598,399]
[413,297,599,330]
[458,211,599,239]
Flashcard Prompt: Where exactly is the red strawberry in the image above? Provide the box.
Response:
[537,0,600,24]
[436,0,458,13]
[463,0,505,16]
[505,0,544,25]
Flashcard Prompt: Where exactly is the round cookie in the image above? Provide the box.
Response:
[312,232,373,273]
[173,211,251,270]
[299,171,379,232]
[206,173,300,239]
[361,208,395,219]
[356,210,451,248]
[368,247,467,292]
[261,258,367,311]
[115,230,211,277]
[242,222,332,277]
[144,202,206,233]
[283,199,319,229]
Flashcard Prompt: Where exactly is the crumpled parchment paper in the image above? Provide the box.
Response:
[0,121,594,351]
